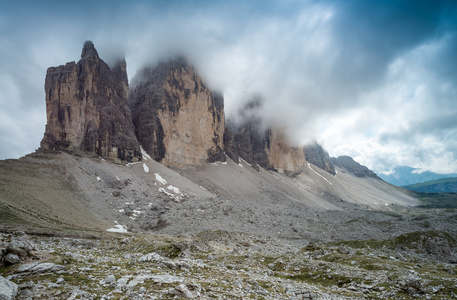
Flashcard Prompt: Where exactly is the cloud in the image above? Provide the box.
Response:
[0,0,456,174]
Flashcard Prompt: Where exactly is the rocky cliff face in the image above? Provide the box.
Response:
[129,58,225,167]
[231,120,268,171]
[40,41,141,162]
[304,142,336,175]
[332,156,380,178]
[226,101,305,176]
[264,128,306,177]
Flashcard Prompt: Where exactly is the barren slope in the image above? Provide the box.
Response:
[0,152,428,243]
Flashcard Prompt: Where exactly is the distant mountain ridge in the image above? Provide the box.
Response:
[377,166,457,186]
[403,177,457,193]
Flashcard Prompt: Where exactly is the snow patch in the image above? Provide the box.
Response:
[96,176,101,181]
[240,158,251,166]
[125,162,141,167]
[118,209,125,213]
[307,163,333,186]
[106,222,128,233]
[154,173,167,185]
[159,187,183,202]
[116,176,120,181]
[143,163,149,173]
[140,146,152,161]
[167,185,181,194]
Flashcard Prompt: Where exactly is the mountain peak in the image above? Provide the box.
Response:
[81,40,99,59]
[40,41,140,162]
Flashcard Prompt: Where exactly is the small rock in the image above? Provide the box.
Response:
[18,288,33,298]
[151,274,184,284]
[174,284,194,299]
[138,252,164,262]
[68,289,93,300]
[104,275,116,284]
[234,279,243,289]
[17,262,66,273]
[4,253,21,265]
[128,291,142,300]
[161,260,177,270]
[399,275,424,295]
[116,275,131,290]
[338,244,351,255]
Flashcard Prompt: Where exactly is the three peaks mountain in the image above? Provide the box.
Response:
[39,41,372,178]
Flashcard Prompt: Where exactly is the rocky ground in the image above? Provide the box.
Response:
[1,229,457,300]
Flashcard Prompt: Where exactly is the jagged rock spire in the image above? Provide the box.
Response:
[40,41,141,162]
[81,40,99,59]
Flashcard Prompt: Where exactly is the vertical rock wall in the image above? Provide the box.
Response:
[303,142,336,175]
[227,100,306,177]
[40,41,141,162]
[264,129,306,177]
[129,58,225,167]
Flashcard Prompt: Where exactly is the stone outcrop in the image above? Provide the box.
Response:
[264,128,306,177]
[226,100,305,176]
[40,41,141,162]
[332,156,379,178]
[0,231,36,267]
[304,142,336,175]
[231,119,269,171]
[222,122,239,164]
[129,57,225,167]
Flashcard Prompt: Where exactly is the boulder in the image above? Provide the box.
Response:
[17,262,66,273]
[0,276,18,300]
[6,231,35,259]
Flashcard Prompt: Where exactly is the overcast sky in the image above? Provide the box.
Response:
[1,0,456,174]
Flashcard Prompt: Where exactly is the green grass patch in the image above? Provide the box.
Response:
[276,267,362,288]
[415,192,457,208]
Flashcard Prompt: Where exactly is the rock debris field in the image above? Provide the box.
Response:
[1,229,457,300]
[1,154,457,299]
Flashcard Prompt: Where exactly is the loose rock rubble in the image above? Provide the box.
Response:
[0,231,455,299]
